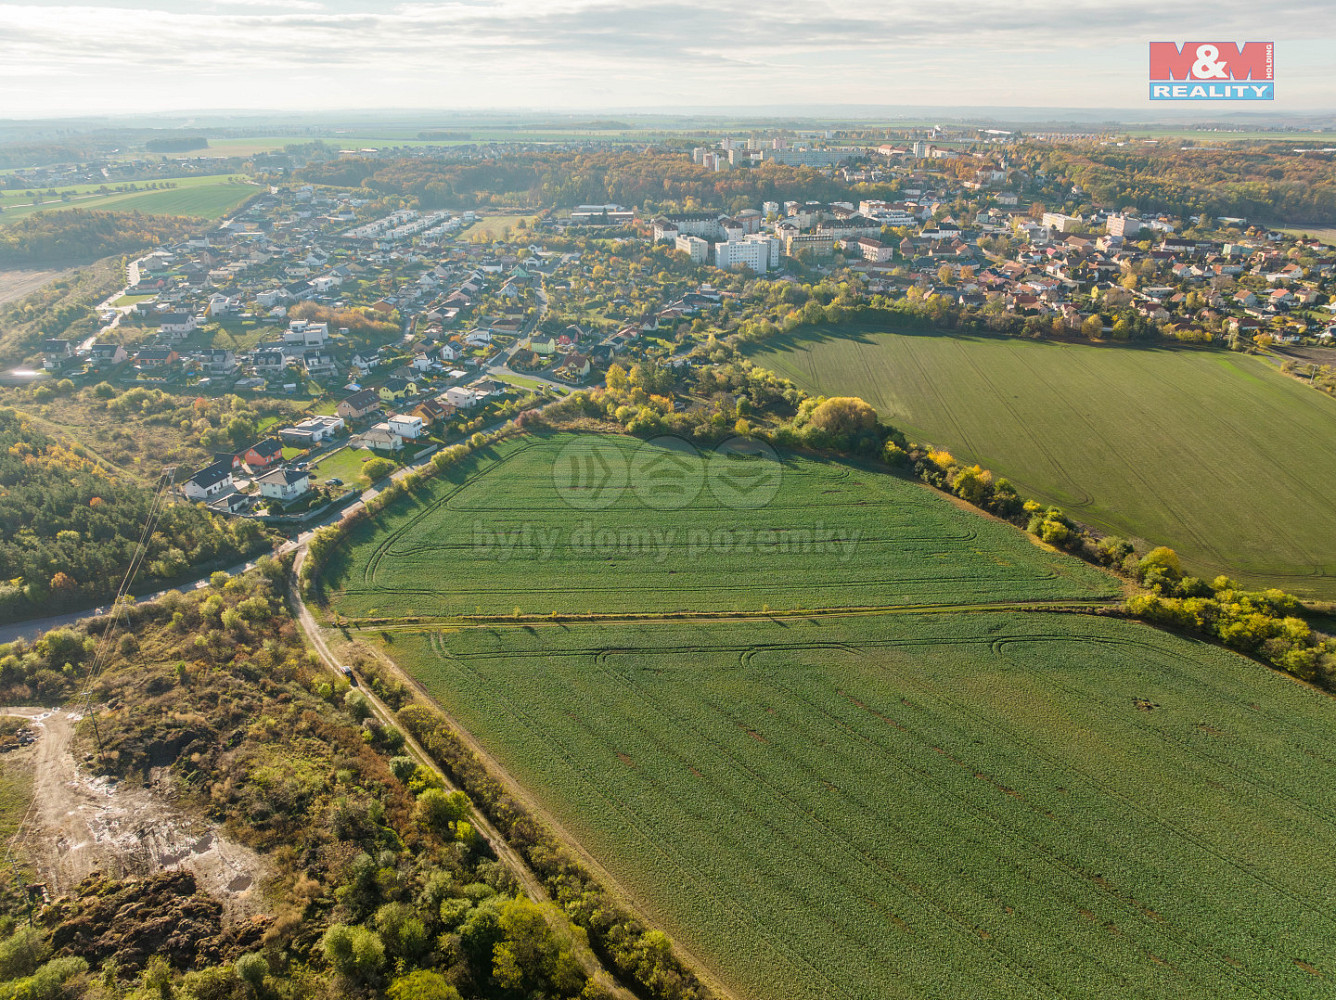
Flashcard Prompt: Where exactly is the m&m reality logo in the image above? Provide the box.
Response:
[1149,42,1274,101]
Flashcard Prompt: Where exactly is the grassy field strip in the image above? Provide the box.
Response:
[752,328,1336,598]
[325,434,1119,620]
[388,612,1336,999]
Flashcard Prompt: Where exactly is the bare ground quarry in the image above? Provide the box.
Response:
[0,268,69,308]
[2,707,266,919]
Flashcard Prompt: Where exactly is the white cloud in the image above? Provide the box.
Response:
[0,1,1330,114]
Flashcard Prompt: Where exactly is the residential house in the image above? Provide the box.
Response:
[203,349,237,375]
[556,353,591,380]
[445,386,481,410]
[242,438,284,469]
[182,460,235,502]
[207,294,240,317]
[412,397,453,429]
[337,388,382,420]
[362,422,405,451]
[256,467,311,502]
[527,334,557,356]
[378,377,417,402]
[89,343,128,367]
[279,415,345,447]
[283,320,329,347]
[158,313,198,338]
[253,348,288,373]
[135,347,179,367]
[387,414,425,440]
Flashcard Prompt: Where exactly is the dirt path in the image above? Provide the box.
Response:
[1,708,266,919]
[287,554,639,1000]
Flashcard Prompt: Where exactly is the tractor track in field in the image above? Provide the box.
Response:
[360,629,745,1000]
[336,597,1125,634]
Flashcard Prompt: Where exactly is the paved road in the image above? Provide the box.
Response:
[83,253,151,348]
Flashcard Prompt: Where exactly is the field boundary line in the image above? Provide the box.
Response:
[333,598,1125,633]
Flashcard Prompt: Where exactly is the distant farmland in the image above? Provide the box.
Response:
[751,327,1336,598]
[0,174,255,225]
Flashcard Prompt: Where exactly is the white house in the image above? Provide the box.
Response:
[256,467,311,502]
[445,386,481,410]
[279,414,345,445]
[158,312,198,336]
[387,414,425,440]
[283,320,329,347]
[207,294,239,317]
[362,423,405,451]
[182,461,234,501]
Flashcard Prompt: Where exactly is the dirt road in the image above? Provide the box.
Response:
[287,553,638,1000]
[2,708,265,918]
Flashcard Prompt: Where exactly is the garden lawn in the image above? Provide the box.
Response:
[308,446,387,486]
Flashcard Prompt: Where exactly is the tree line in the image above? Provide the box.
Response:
[1031,141,1336,224]
[292,150,898,214]
[0,209,199,267]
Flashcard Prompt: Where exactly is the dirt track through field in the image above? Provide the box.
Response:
[2,708,266,919]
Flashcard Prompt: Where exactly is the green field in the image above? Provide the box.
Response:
[385,611,1336,1000]
[326,429,1336,998]
[751,327,1336,598]
[1278,226,1336,246]
[323,433,1119,620]
[461,214,537,241]
[0,174,255,224]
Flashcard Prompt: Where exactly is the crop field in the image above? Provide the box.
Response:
[0,174,255,224]
[385,610,1336,1000]
[751,327,1336,598]
[322,433,1119,620]
[327,429,1336,998]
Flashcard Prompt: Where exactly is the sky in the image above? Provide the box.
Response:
[1,0,1334,118]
